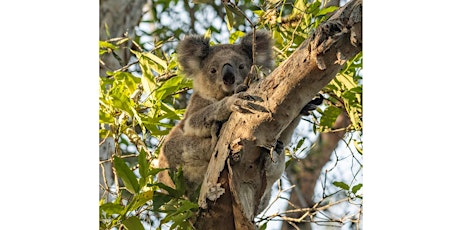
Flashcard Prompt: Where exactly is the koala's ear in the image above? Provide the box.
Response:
[240,30,274,71]
[177,35,210,77]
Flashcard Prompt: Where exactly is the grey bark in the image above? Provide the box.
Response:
[195,0,362,228]
[99,0,147,77]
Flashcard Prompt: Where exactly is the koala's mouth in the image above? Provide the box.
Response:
[222,63,235,86]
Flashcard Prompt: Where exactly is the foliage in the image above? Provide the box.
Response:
[99,0,362,229]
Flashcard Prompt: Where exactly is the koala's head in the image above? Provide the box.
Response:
[176,31,273,101]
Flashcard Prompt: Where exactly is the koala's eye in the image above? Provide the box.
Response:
[239,64,245,70]
[210,68,217,74]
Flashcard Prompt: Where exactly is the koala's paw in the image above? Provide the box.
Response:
[231,92,268,114]
[300,94,324,116]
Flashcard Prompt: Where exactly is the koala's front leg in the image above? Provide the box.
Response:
[183,92,261,138]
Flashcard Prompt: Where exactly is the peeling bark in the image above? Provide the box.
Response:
[196,0,362,228]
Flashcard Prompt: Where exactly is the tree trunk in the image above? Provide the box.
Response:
[99,0,147,77]
[195,0,362,228]
[282,111,351,230]
[99,0,147,200]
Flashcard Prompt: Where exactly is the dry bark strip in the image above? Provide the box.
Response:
[196,0,362,228]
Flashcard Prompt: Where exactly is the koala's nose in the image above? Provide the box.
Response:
[222,63,235,86]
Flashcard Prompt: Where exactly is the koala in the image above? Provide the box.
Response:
[157,31,274,198]
[157,30,323,212]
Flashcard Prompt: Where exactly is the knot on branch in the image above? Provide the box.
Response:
[206,182,226,202]
[230,138,243,164]
[306,0,362,70]
[308,21,346,70]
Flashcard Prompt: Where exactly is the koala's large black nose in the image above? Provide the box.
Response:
[222,63,235,86]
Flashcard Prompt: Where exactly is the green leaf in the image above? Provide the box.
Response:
[259,221,268,230]
[99,41,117,50]
[113,156,140,194]
[131,50,157,95]
[224,5,235,31]
[100,202,124,216]
[131,191,154,211]
[155,182,180,198]
[336,73,357,90]
[143,52,168,70]
[316,6,338,17]
[320,106,342,129]
[155,75,186,100]
[148,167,168,177]
[332,181,349,190]
[306,1,321,15]
[122,216,144,230]
[113,71,140,93]
[172,168,186,197]
[229,31,245,44]
[152,191,173,212]
[293,137,305,152]
[352,184,363,194]
[138,149,148,179]
[176,200,199,213]
[99,110,114,124]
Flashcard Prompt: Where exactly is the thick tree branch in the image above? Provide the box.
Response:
[196,0,362,228]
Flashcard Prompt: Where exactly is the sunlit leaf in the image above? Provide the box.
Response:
[229,31,245,44]
[144,52,168,70]
[316,6,338,17]
[100,202,124,216]
[99,41,117,50]
[131,190,154,210]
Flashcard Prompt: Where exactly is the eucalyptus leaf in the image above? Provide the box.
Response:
[320,106,342,129]
[122,216,144,230]
[113,156,140,194]
[138,149,148,179]
[352,184,363,194]
[332,181,349,190]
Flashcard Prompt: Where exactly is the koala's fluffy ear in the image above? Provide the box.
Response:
[240,30,274,71]
[177,35,211,77]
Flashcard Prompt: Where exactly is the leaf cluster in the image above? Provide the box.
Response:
[99,35,195,229]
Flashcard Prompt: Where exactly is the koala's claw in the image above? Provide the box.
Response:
[234,85,249,93]
[231,100,254,114]
[235,92,264,102]
[300,94,324,115]
[231,93,269,114]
